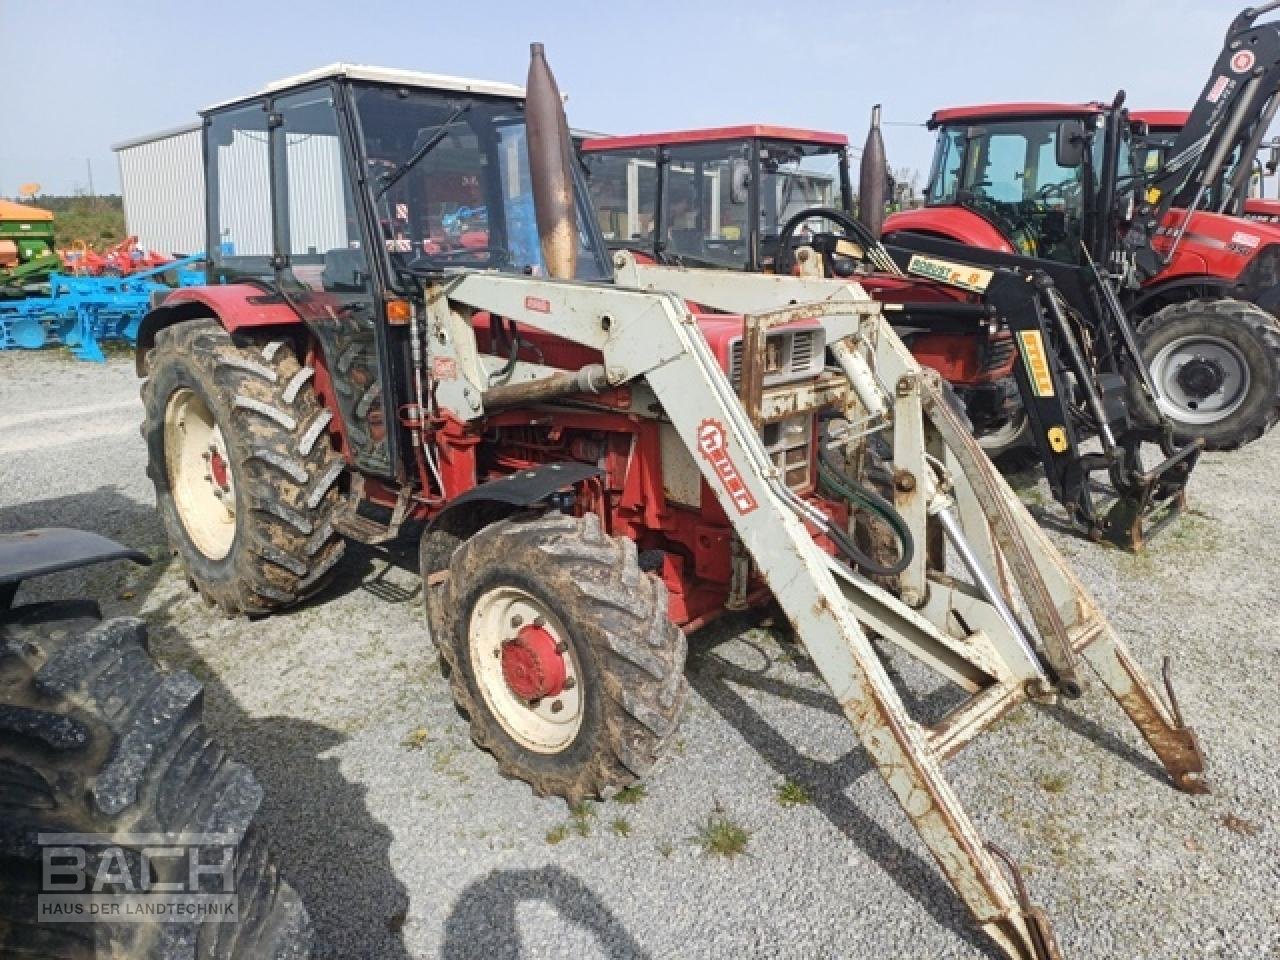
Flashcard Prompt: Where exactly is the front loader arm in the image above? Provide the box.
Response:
[428,265,1207,960]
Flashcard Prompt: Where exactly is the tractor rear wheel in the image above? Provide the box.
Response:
[0,603,311,958]
[141,320,346,615]
[434,512,688,805]
[1135,299,1280,450]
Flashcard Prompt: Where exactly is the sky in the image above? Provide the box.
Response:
[0,0,1261,197]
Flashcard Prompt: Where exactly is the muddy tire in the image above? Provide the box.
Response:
[141,319,346,615]
[1134,299,1280,451]
[0,602,311,958]
[435,512,688,805]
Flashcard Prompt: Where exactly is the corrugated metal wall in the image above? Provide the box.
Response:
[284,133,350,255]
[117,128,350,257]
[116,128,205,255]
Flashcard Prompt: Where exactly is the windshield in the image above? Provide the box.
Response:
[926,119,1089,262]
[583,137,845,270]
[352,84,608,280]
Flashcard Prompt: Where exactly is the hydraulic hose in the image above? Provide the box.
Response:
[816,447,914,577]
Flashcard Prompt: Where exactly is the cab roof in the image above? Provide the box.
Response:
[580,125,847,152]
[1131,110,1190,131]
[929,102,1107,128]
[202,62,527,114]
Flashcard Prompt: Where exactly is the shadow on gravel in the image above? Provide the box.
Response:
[1,489,413,959]
[685,632,1003,960]
[442,865,651,960]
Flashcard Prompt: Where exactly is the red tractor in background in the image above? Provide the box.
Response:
[578,125,1023,448]
[885,3,1280,450]
[581,124,1199,547]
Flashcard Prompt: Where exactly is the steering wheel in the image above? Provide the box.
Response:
[773,206,875,278]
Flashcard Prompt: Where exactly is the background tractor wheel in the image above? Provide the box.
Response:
[977,412,1041,472]
[1134,299,1280,451]
[0,602,311,958]
[141,320,346,615]
[435,512,688,805]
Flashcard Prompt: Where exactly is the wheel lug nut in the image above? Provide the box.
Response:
[550,699,563,713]
[510,614,523,628]
[493,646,502,658]
[563,677,576,690]
[532,616,546,628]
[555,640,568,654]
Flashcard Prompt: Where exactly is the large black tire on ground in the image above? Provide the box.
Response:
[0,602,311,958]
[433,512,688,806]
[1134,299,1280,451]
[141,320,346,615]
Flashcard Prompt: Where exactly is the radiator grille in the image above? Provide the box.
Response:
[728,328,824,387]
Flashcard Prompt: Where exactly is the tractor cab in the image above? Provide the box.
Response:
[579,126,852,271]
[902,103,1126,265]
[196,63,612,475]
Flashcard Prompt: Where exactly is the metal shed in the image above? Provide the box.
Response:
[113,123,205,255]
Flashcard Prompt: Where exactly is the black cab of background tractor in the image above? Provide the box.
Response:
[580,126,1199,548]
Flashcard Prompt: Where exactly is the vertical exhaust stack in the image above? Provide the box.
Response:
[859,104,888,238]
[526,42,578,280]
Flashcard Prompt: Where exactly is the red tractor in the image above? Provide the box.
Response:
[885,4,1280,450]
[133,48,1210,960]
[580,124,1198,548]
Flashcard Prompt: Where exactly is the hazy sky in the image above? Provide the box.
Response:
[0,0,1259,196]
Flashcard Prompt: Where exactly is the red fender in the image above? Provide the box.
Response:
[882,207,1016,254]
[134,284,302,375]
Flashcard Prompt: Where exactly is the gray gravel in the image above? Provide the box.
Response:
[1,348,1276,960]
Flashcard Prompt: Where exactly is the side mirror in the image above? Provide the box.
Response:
[1267,140,1280,176]
[730,159,751,205]
[1056,120,1086,169]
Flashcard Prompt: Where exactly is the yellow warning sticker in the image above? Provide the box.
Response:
[906,254,994,294]
[1017,330,1056,397]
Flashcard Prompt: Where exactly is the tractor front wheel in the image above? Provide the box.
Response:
[1135,299,1280,451]
[435,512,688,805]
[141,319,347,615]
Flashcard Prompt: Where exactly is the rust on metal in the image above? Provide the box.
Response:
[1082,638,1210,794]
[738,315,767,428]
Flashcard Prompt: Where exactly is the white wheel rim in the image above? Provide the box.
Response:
[164,387,237,560]
[1149,334,1251,425]
[468,585,584,754]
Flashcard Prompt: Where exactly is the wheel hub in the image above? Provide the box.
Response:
[468,585,584,754]
[165,387,237,561]
[1174,354,1226,400]
[207,447,231,491]
[501,623,567,701]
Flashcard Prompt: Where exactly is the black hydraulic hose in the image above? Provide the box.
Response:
[816,447,914,577]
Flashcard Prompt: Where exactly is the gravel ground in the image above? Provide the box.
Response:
[1,349,1276,960]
